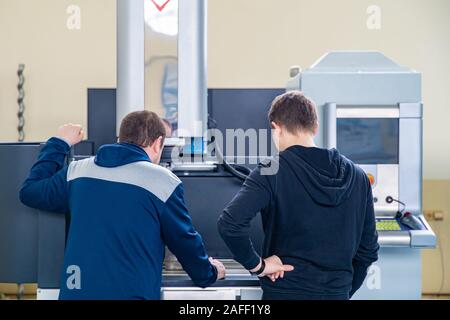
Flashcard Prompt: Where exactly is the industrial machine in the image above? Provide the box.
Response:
[0,0,435,301]
[287,51,436,299]
[114,0,437,299]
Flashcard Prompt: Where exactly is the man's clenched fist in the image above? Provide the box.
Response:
[209,257,226,280]
[57,124,84,146]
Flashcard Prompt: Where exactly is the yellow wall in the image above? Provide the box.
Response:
[422,180,450,294]
[0,0,116,142]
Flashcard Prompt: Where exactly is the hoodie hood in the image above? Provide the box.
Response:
[95,143,151,168]
[280,145,356,207]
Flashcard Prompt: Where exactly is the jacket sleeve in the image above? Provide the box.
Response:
[350,180,380,298]
[19,137,71,214]
[159,184,218,288]
[218,164,273,270]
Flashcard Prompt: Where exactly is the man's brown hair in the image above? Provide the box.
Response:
[119,111,166,147]
[268,91,318,134]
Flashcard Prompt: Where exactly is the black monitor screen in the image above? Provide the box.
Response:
[337,118,399,164]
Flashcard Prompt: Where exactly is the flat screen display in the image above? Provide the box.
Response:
[337,118,399,164]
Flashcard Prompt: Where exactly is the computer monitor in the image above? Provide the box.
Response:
[337,118,399,165]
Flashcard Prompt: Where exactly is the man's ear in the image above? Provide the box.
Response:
[152,136,164,153]
[313,123,319,136]
[271,122,281,132]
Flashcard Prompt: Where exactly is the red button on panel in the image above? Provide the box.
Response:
[367,174,375,186]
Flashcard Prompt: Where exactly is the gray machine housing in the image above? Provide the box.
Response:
[288,51,435,249]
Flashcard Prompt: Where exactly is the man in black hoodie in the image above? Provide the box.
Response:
[218,91,379,300]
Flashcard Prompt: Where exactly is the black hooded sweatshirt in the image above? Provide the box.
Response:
[218,145,379,298]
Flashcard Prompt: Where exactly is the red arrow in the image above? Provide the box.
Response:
[151,0,172,12]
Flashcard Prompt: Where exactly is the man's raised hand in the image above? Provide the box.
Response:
[57,124,84,146]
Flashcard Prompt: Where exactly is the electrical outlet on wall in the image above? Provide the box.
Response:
[433,211,445,221]
[424,210,445,221]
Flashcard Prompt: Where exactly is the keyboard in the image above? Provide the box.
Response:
[376,219,401,231]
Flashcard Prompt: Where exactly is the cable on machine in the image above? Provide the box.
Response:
[208,115,251,182]
[386,196,407,218]
[214,140,249,182]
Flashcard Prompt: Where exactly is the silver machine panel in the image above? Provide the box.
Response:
[287,51,436,299]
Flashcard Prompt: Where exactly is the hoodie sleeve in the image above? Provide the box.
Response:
[19,137,71,214]
[218,163,273,270]
[159,184,218,288]
[350,179,380,298]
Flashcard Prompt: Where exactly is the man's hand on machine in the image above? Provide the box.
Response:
[209,257,226,280]
[251,255,294,282]
[56,124,84,146]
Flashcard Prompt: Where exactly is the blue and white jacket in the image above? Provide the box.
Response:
[20,137,217,300]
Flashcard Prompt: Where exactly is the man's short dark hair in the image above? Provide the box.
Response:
[268,91,318,134]
[119,111,166,147]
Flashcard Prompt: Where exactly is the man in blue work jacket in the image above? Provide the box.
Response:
[218,91,379,300]
[20,111,225,300]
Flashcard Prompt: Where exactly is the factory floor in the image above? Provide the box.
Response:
[422,294,450,300]
[1,284,449,300]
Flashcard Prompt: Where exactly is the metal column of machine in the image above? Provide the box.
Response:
[116,0,145,133]
[287,51,436,299]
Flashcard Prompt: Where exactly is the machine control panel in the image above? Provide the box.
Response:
[376,218,402,231]
[359,164,399,215]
